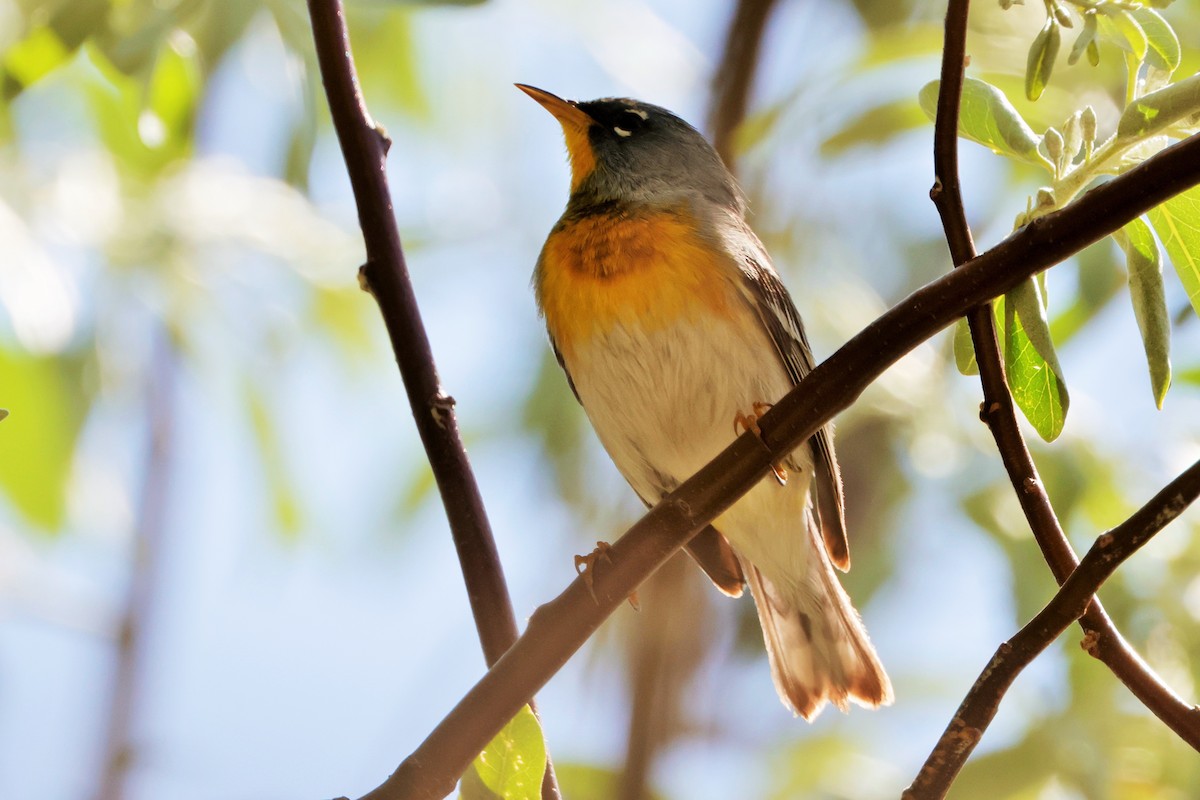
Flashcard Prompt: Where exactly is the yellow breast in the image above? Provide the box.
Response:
[536,208,738,359]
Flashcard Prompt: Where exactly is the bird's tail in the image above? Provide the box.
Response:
[742,518,893,720]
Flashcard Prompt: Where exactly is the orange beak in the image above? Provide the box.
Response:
[517,84,597,190]
[515,84,593,131]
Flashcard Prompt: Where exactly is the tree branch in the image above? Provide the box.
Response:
[708,0,779,167]
[355,123,1200,800]
[95,328,176,800]
[304,1,559,796]
[930,0,1200,751]
[903,459,1200,799]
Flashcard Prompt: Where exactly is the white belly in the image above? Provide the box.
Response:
[567,312,816,593]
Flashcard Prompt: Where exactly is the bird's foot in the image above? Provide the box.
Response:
[734,402,788,485]
[574,541,639,609]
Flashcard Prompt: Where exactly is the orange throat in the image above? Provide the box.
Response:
[535,208,736,359]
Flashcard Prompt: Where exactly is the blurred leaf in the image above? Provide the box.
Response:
[1146,184,1200,319]
[0,348,88,531]
[1130,7,1181,74]
[0,409,8,421]
[919,78,1053,171]
[95,0,202,77]
[734,98,788,156]
[347,10,428,116]
[181,0,261,74]
[857,22,945,67]
[247,385,303,538]
[311,286,374,354]
[1025,19,1061,102]
[1114,219,1171,408]
[821,98,928,155]
[46,0,110,51]
[548,765,666,800]
[953,315,979,375]
[1001,282,1069,441]
[82,43,173,177]
[1116,72,1200,140]
[1180,364,1200,386]
[145,35,202,158]
[459,705,545,800]
[2,26,71,98]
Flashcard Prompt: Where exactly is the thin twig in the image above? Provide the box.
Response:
[355,127,1200,800]
[304,1,560,796]
[94,329,176,800]
[709,0,779,167]
[929,0,1200,755]
[903,459,1200,799]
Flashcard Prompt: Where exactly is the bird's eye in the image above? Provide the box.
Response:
[612,107,648,138]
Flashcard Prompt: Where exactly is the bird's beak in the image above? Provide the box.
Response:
[516,84,593,133]
[517,84,598,191]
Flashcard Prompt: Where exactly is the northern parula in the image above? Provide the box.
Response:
[520,85,892,719]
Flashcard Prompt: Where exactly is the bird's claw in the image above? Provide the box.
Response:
[574,541,639,609]
[734,402,788,485]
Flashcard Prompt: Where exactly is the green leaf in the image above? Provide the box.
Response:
[1115,72,1200,141]
[1130,7,1180,73]
[552,764,666,800]
[2,26,71,97]
[1097,8,1147,61]
[247,386,303,538]
[1146,184,1200,320]
[953,315,979,375]
[1067,11,1098,67]
[918,78,1052,170]
[1025,18,1061,102]
[0,349,88,530]
[460,705,546,800]
[1001,281,1069,441]
[1114,219,1171,408]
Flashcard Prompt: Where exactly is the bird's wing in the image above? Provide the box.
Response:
[546,331,746,595]
[731,222,850,571]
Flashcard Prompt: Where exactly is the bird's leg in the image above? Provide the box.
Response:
[734,402,788,485]
[574,541,639,609]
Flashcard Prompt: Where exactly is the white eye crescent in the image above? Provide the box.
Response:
[627,108,648,120]
[614,127,632,137]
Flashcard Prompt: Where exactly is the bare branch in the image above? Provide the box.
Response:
[709,0,779,167]
[903,459,1200,799]
[305,1,560,795]
[95,329,176,800]
[930,0,1200,752]
[355,123,1200,799]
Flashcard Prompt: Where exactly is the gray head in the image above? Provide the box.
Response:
[518,85,744,214]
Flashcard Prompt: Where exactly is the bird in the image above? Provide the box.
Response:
[519,84,892,720]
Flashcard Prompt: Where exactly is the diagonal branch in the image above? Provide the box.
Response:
[304,1,560,796]
[903,459,1200,799]
[929,0,1200,751]
[354,126,1200,800]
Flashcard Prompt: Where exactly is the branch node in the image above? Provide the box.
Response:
[357,263,374,295]
[1080,629,1101,657]
[373,121,392,154]
[930,177,944,201]
[1097,532,1115,549]
[431,394,456,430]
[1023,475,1040,493]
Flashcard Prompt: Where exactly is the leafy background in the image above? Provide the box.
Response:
[1,0,1199,798]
